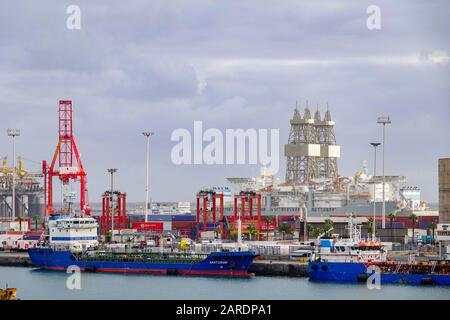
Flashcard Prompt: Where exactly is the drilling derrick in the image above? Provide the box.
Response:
[316,105,339,180]
[285,102,320,184]
[43,100,91,216]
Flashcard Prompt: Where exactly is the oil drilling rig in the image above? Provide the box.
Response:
[0,156,44,219]
[285,102,340,185]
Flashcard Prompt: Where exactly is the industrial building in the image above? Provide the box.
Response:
[194,102,438,243]
[0,156,44,219]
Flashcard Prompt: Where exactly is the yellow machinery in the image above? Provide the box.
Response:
[0,156,28,176]
[1,156,9,174]
[180,238,190,250]
[0,287,17,300]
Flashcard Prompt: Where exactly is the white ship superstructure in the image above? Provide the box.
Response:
[48,215,98,251]
[311,218,387,263]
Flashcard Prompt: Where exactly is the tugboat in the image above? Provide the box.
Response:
[0,286,17,300]
[308,216,450,285]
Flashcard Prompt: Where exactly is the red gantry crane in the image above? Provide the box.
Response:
[42,100,91,216]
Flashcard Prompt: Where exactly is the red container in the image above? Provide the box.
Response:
[172,221,195,229]
[172,223,195,231]
[132,222,163,231]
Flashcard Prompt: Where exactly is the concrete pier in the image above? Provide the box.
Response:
[0,252,309,277]
[0,252,33,267]
[249,260,308,277]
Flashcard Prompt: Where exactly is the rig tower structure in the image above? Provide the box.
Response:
[316,105,339,180]
[285,102,340,185]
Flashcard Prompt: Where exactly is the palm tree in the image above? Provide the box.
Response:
[105,231,112,243]
[214,226,222,239]
[409,214,418,244]
[315,227,325,239]
[264,216,273,241]
[247,224,257,241]
[278,223,292,240]
[324,219,333,236]
[367,217,374,237]
[307,224,314,240]
[429,221,437,244]
[17,216,24,232]
[226,225,235,240]
[388,213,396,241]
[32,215,41,231]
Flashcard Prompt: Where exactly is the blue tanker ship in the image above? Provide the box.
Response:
[29,248,257,277]
[308,260,450,285]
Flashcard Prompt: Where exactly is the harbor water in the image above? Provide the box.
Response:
[1,266,450,300]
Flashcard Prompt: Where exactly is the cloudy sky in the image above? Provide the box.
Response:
[0,1,448,205]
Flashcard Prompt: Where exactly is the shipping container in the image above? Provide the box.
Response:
[132,222,163,231]
[163,221,172,231]
[172,215,196,222]
[172,221,196,227]
[145,214,173,222]
[172,226,194,231]
[196,223,217,229]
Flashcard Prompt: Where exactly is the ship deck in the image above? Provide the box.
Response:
[77,251,210,264]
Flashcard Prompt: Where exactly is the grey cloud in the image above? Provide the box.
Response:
[0,0,448,204]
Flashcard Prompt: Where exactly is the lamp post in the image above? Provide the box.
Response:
[377,116,391,229]
[142,131,154,223]
[7,129,20,220]
[370,142,381,240]
[107,168,117,241]
[302,203,308,241]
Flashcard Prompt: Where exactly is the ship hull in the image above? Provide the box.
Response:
[308,261,450,285]
[29,248,256,277]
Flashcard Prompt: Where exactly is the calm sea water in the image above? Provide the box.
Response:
[1,266,450,300]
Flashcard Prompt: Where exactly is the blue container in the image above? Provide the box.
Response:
[320,239,334,248]
[197,223,216,229]
[172,215,196,222]
[146,214,172,222]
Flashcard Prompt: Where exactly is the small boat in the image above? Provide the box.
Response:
[0,286,17,301]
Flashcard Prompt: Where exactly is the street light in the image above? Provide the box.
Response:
[302,203,308,241]
[7,128,20,220]
[377,116,391,229]
[107,168,117,241]
[370,142,381,240]
[142,131,155,223]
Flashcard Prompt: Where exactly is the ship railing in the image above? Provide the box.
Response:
[81,251,208,264]
[431,261,437,274]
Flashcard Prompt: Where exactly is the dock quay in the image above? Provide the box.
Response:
[0,252,32,267]
[0,251,309,277]
[249,260,308,277]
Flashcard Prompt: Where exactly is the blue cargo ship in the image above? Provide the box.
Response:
[308,260,450,285]
[29,247,257,277]
[307,217,450,286]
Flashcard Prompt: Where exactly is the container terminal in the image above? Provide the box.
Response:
[0,100,449,277]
